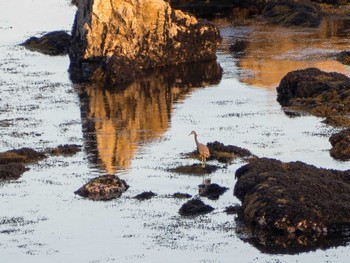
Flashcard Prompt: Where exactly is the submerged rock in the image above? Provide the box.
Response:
[75,174,129,201]
[134,191,157,200]
[69,0,221,84]
[179,198,214,216]
[0,163,28,180]
[234,157,350,236]
[172,192,192,199]
[276,68,350,127]
[21,31,71,55]
[329,128,350,160]
[198,182,228,200]
[0,147,46,164]
[224,205,242,215]
[169,163,219,175]
[262,0,321,27]
[49,144,81,156]
[0,147,46,180]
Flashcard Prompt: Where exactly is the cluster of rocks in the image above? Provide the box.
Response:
[0,145,81,180]
[276,67,350,160]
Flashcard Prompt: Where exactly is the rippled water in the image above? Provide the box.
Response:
[0,1,349,262]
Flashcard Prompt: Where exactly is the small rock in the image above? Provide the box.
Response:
[224,205,242,215]
[179,199,214,216]
[0,163,28,180]
[75,174,129,201]
[336,51,350,65]
[329,128,350,160]
[0,147,46,164]
[49,144,81,156]
[198,182,228,200]
[169,163,219,175]
[172,192,192,199]
[134,191,157,200]
[21,31,71,55]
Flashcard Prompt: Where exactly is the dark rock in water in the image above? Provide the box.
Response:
[336,51,350,65]
[224,205,242,215]
[179,198,214,216]
[21,31,71,55]
[69,0,221,84]
[234,157,350,236]
[172,192,192,199]
[0,163,28,180]
[207,141,253,163]
[169,163,219,175]
[276,68,350,127]
[0,147,46,180]
[0,147,46,164]
[262,0,321,27]
[329,128,350,160]
[75,174,129,201]
[49,144,81,156]
[198,182,228,200]
[134,191,157,200]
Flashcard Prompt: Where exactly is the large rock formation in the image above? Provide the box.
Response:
[69,0,221,83]
[234,157,350,236]
[262,0,321,27]
[276,68,350,127]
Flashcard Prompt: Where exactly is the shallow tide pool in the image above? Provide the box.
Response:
[0,1,349,262]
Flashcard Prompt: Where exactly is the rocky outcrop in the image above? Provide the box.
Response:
[75,174,129,200]
[21,31,71,55]
[336,51,350,65]
[0,147,47,180]
[262,0,321,27]
[234,157,350,236]
[276,68,350,127]
[69,0,221,84]
[329,128,350,160]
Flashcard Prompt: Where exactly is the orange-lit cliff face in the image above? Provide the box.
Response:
[80,61,222,174]
[227,17,350,88]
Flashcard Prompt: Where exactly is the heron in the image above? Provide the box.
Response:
[189,130,210,163]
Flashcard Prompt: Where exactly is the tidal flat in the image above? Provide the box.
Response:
[0,1,350,262]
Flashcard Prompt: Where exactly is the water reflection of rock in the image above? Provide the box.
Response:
[76,61,222,174]
[226,17,350,88]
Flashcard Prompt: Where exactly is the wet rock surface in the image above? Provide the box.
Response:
[169,163,219,175]
[179,199,214,216]
[198,182,228,200]
[329,128,350,160]
[134,191,157,201]
[69,0,221,84]
[21,31,71,55]
[336,51,350,65]
[234,157,350,236]
[277,68,350,127]
[262,0,321,27]
[172,192,192,199]
[0,148,46,180]
[0,163,28,180]
[48,144,81,156]
[224,205,242,215]
[74,174,129,201]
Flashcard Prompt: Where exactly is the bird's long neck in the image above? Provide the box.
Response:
[194,134,200,147]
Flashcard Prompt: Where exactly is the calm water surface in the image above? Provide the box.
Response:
[0,1,349,262]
